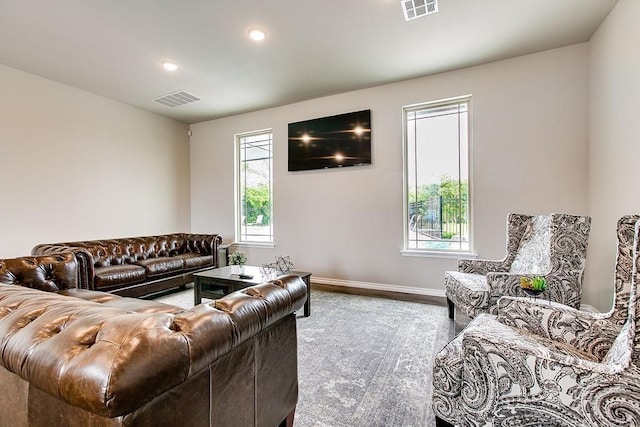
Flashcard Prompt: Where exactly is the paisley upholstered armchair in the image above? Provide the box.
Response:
[432,215,640,426]
[444,213,591,319]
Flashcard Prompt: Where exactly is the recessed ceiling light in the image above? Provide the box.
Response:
[248,28,266,41]
[161,61,178,71]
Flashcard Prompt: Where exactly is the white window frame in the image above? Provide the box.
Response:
[234,129,274,247]
[401,95,474,257]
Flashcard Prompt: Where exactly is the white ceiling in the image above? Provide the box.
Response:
[0,0,618,124]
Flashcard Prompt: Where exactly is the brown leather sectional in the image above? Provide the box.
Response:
[32,233,222,297]
[0,253,306,426]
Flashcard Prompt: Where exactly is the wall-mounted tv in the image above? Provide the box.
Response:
[288,109,371,171]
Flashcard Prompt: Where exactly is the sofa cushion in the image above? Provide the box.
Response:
[94,265,146,290]
[174,253,214,271]
[135,257,184,278]
[444,271,490,317]
[57,288,184,314]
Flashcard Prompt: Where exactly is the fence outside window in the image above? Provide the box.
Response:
[408,196,468,251]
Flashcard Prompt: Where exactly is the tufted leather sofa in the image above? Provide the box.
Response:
[32,233,222,297]
[0,253,306,426]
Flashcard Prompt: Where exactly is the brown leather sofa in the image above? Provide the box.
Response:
[0,253,306,426]
[32,233,222,297]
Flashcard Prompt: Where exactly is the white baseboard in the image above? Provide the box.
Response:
[311,277,600,312]
[311,276,446,298]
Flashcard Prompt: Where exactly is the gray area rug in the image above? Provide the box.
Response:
[155,286,454,427]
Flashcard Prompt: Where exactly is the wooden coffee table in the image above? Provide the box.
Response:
[193,265,312,317]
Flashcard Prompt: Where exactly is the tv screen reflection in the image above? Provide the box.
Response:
[288,109,371,171]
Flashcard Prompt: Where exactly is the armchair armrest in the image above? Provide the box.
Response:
[458,258,509,275]
[487,272,581,309]
[462,322,609,376]
[497,296,618,360]
[484,271,582,315]
[458,213,532,275]
[485,271,526,298]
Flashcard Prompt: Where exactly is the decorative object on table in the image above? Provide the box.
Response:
[261,255,295,276]
[259,264,278,279]
[275,255,295,272]
[519,276,547,297]
[228,251,247,274]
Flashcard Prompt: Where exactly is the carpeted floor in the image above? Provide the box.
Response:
[155,285,455,427]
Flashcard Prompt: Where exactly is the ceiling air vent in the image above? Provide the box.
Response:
[153,90,201,108]
[402,0,438,21]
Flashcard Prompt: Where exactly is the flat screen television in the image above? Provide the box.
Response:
[288,109,371,171]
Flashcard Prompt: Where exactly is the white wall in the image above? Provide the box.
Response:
[0,65,191,257]
[191,44,589,296]
[586,0,640,311]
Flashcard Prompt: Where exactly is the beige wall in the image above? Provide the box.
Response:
[190,44,589,296]
[0,65,191,257]
[586,0,640,311]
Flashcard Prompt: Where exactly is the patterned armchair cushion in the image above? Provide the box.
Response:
[444,272,489,318]
[509,215,552,274]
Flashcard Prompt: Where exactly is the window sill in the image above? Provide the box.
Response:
[401,249,478,259]
[232,242,275,249]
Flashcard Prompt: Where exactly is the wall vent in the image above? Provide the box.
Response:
[402,0,438,21]
[153,90,201,108]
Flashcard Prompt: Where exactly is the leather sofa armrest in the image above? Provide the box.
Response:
[32,244,95,290]
[177,274,307,375]
[0,253,80,291]
[184,234,223,266]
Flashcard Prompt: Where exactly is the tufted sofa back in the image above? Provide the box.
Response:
[0,253,78,291]
[33,234,222,292]
[36,233,217,268]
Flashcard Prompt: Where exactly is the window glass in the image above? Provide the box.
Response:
[404,97,471,252]
[236,130,273,243]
